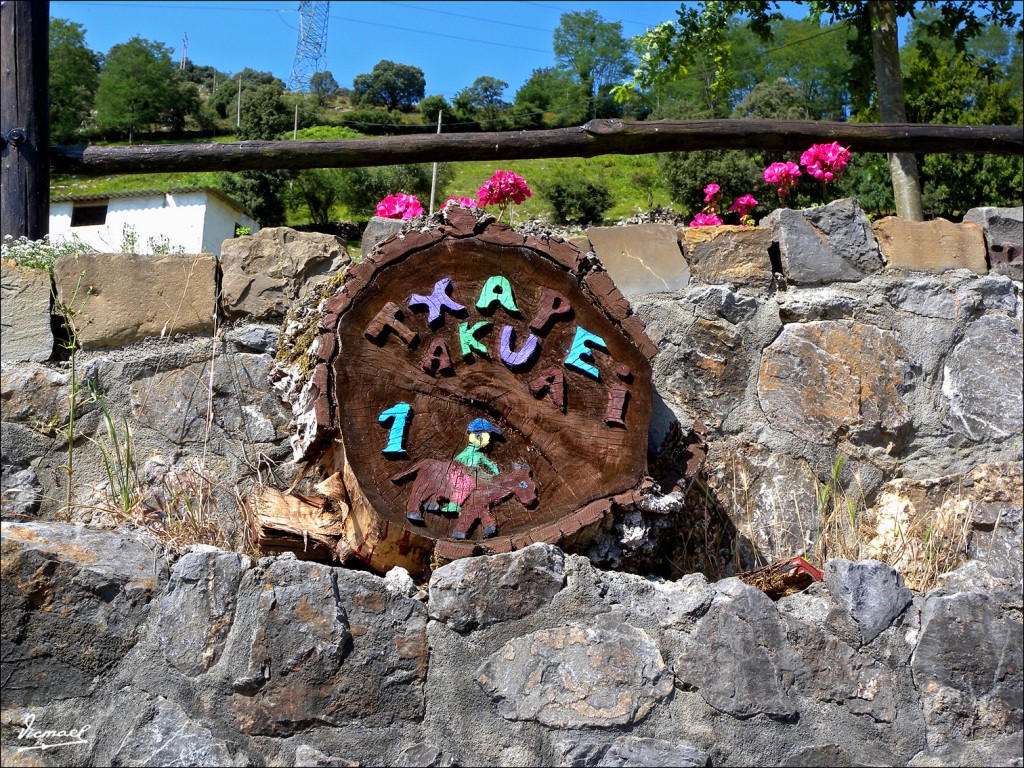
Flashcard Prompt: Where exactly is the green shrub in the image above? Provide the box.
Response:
[539,173,614,225]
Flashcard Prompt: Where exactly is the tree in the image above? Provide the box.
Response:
[222,83,292,227]
[310,70,340,103]
[94,37,181,142]
[236,83,291,141]
[49,19,101,144]
[208,68,284,120]
[454,76,509,124]
[902,12,1023,215]
[617,0,1023,221]
[514,67,589,126]
[352,60,425,111]
[553,10,633,119]
[291,169,342,225]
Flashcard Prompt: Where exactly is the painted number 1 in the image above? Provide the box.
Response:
[378,403,411,456]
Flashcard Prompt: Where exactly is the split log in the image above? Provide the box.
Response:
[264,209,658,576]
[49,119,1023,176]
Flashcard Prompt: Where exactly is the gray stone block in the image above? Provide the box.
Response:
[964,205,1023,280]
[941,314,1024,441]
[763,198,883,284]
[825,559,912,646]
[361,216,406,261]
[1,259,52,362]
[220,227,349,321]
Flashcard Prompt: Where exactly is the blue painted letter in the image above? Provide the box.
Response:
[378,403,412,456]
[564,326,608,380]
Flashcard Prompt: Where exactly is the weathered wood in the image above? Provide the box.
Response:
[1,0,49,240]
[273,213,657,576]
[50,119,1023,176]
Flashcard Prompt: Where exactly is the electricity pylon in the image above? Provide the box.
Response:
[289,1,330,92]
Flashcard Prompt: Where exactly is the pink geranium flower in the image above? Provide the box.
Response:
[477,169,532,221]
[376,193,424,220]
[689,212,723,227]
[703,183,721,203]
[728,194,759,226]
[800,142,851,183]
[763,161,802,206]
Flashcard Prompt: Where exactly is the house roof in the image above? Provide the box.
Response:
[50,186,251,216]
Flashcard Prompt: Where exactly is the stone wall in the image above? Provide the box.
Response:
[1,526,1021,766]
[1,202,1021,766]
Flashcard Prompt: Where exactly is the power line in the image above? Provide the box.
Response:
[381,1,553,33]
[327,13,551,54]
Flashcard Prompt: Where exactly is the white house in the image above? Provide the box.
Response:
[49,187,260,256]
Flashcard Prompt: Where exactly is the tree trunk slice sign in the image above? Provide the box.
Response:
[265,209,657,576]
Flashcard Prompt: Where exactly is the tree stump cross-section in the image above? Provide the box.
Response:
[263,208,657,576]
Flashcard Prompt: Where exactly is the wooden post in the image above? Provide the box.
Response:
[0,0,49,241]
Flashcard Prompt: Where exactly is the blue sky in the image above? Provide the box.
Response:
[48,0,877,100]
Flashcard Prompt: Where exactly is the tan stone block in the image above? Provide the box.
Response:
[681,225,774,292]
[0,258,52,361]
[53,252,216,348]
[873,217,987,274]
[567,235,592,253]
[586,224,689,294]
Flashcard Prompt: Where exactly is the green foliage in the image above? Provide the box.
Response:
[538,172,614,225]
[902,10,1024,215]
[514,67,589,125]
[338,107,403,128]
[454,76,510,123]
[290,169,343,225]
[336,164,454,216]
[208,68,284,120]
[660,148,765,217]
[352,60,425,111]
[237,83,291,141]
[732,78,811,120]
[94,37,183,140]
[49,18,101,144]
[290,124,365,141]
[553,10,633,119]
[419,94,454,126]
[309,70,341,103]
[220,170,289,226]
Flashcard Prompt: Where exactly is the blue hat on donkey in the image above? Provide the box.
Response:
[467,418,502,436]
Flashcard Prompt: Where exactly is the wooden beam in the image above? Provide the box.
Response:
[50,119,1023,176]
[1,0,49,239]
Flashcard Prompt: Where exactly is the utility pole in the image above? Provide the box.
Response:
[180,32,188,70]
[428,111,442,216]
[236,73,242,129]
[294,102,299,140]
[1,0,50,241]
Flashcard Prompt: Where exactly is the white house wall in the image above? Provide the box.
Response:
[49,191,258,257]
[202,197,259,254]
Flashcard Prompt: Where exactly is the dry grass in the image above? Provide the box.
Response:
[811,456,974,591]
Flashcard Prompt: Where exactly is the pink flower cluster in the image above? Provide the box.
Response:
[376,193,424,220]
[478,169,532,208]
[800,142,851,182]
[703,183,722,206]
[729,194,759,218]
[763,161,802,204]
[444,196,478,209]
[689,212,723,227]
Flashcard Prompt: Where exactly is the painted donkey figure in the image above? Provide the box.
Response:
[390,460,538,539]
